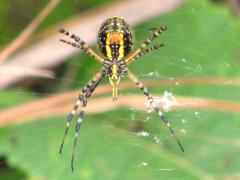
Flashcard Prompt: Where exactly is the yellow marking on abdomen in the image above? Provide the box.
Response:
[106,33,112,59]
[106,32,125,60]
[118,33,124,59]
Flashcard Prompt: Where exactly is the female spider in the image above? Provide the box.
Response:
[59,16,184,171]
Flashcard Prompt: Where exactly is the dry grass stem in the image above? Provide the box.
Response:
[0,65,54,78]
[0,78,239,127]
[0,0,60,63]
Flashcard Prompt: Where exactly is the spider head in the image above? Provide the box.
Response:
[97,16,133,61]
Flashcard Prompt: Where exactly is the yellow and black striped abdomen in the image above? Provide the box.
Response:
[97,16,133,60]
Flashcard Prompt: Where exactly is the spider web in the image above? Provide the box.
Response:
[0,0,240,179]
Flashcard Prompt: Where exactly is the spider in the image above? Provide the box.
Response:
[59,16,184,171]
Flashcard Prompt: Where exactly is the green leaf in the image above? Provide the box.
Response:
[1,0,240,179]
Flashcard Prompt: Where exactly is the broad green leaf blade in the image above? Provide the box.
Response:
[0,0,240,179]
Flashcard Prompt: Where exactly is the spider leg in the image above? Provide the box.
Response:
[59,27,104,64]
[71,94,87,172]
[125,44,164,65]
[71,71,105,171]
[141,26,167,48]
[59,39,81,49]
[59,71,104,154]
[141,44,164,54]
[127,70,184,152]
[125,26,166,64]
[59,99,80,154]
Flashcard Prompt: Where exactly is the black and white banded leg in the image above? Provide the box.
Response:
[125,44,164,64]
[127,70,184,152]
[71,72,105,171]
[59,70,105,171]
[126,26,167,64]
[59,27,104,64]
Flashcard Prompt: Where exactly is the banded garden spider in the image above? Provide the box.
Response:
[59,16,184,171]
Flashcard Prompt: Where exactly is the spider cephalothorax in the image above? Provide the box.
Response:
[59,16,184,171]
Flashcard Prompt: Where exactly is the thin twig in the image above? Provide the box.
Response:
[0,94,239,127]
[0,0,60,63]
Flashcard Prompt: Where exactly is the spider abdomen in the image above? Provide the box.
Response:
[97,16,133,60]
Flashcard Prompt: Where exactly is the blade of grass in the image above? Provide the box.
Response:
[0,77,240,127]
[0,0,60,63]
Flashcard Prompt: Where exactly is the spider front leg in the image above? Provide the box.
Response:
[71,72,105,172]
[127,70,184,152]
[59,27,104,64]
[125,26,167,64]
[125,44,164,64]
[70,94,87,172]
[59,98,80,154]
[59,70,105,171]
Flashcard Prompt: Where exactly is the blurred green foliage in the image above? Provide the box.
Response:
[0,0,113,46]
[0,0,240,179]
